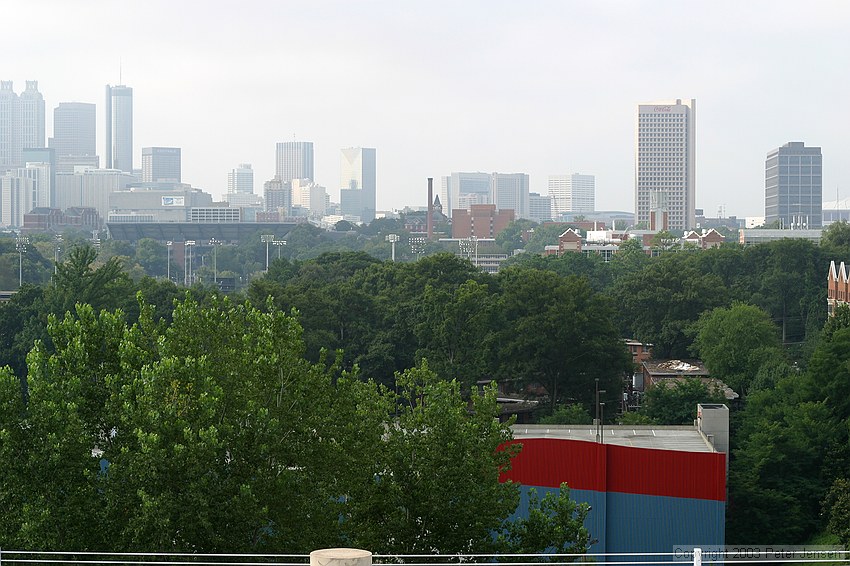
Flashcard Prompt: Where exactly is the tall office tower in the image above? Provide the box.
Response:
[227,163,254,194]
[635,99,696,230]
[275,141,314,183]
[263,176,291,214]
[765,141,822,229]
[105,84,133,172]
[19,81,45,152]
[529,192,552,223]
[442,172,492,218]
[141,147,181,183]
[491,172,530,219]
[0,81,46,168]
[549,173,595,217]
[52,102,98,172]
[0,81,17,167]
[340,147,376,223]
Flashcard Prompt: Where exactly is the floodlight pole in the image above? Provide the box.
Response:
[261,234,274,271]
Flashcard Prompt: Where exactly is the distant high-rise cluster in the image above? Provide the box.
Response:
[765,142,822,229]
[441,172,531,220]
[105,84,133,173]
[635,99,696,231]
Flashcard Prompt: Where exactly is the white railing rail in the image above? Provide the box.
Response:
[0,549,848,566]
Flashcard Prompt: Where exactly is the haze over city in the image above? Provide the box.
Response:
[3,0,849,215]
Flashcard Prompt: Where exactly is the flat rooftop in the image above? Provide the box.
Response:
[511,424,715,453]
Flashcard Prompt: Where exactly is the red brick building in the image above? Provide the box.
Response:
[451,204,514,239]
[828,260,850,316]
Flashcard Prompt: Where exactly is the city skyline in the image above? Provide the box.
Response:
[2,1,849,217]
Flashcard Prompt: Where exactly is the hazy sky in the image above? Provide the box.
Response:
[4,1,849,217]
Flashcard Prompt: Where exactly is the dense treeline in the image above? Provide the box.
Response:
[3,221,850,547]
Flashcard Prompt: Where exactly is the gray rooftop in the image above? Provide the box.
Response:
[511,424,716,453]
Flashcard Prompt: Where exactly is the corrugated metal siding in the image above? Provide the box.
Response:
[503,438,726,560]
[513,486,724,561]
[502,438,726,501]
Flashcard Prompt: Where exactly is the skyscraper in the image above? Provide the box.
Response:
[141,147,181,183]
[19,81,45,152]
[491,172,529,219]
[227,163,254,195]
[635,99,696,230]
[765,142,822,229]
[340,147,376,223]
[52,102,97,172]
[441,172,491,217]
[275,141,314,183]
[0,80,46,168]
[549,174,595,217]
[105,84,133,173]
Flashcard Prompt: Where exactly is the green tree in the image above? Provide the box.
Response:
[497,483,593,558]
[342,361,519,554]
[640,378,726,425]
[823,478,850,546]
[689,303,783,395]
[538,404,593,425]
[496,268,631,410]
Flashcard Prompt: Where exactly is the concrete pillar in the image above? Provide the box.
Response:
[310,548,372,566]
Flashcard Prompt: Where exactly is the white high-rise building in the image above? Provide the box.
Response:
[276,141,313,183]
[491,172,529,219]
[635,99,696,230]
[19,81,45,152]
[340,147,376,223]
[549,174,595,217]
[227,163,254,195]
[105,85,133,173]
[0,162,50,227]
[0,81,46,169]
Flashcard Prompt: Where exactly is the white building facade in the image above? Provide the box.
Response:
[549,173,595,217]
[276,141,314,183]
[105,84,133,173]
[340,147,376,223]
[635,99,696,230]
[491,172,529,220]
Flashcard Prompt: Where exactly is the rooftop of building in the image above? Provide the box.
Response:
[511,424,716,453]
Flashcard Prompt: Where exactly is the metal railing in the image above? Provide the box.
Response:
[0,550,848,566]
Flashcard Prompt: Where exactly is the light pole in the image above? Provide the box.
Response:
[272,239,287,260]
[16,235,29,287]
[53,234,63,275]
[184,240,196,285]
[209,238,222,284]
[385,233,399,261]
[166,241,173,282]
[595,378,607,444]
[260,234,274,271]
